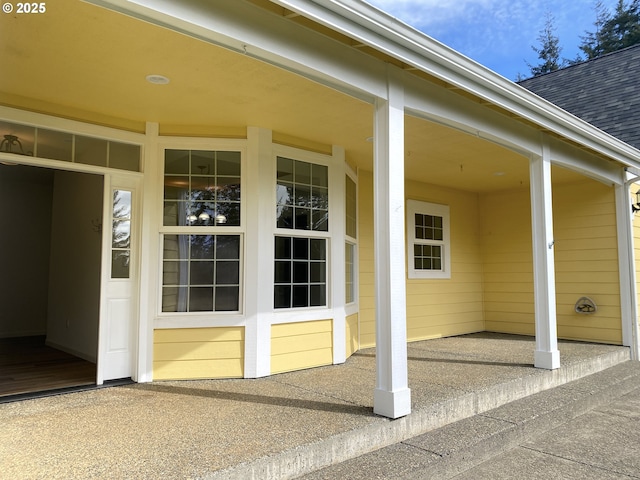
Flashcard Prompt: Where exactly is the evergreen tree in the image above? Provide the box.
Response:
[580,0,640,59]
[527,12,566,76]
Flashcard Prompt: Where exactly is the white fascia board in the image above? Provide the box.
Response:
[405,68,622,185]
[403,73,541,158]
[84,0,387,102]
[548,137,621,185]
[272,0,640,169]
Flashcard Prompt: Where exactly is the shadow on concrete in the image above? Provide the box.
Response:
[129,383,374,416]
[352,351,532,368]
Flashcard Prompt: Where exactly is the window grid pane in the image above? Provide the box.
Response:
[163,149,241,227]
[346,175,357,238]
[162,234,241,312]
[0,120,141,170]
[415,213,443,241]
[274,236,326,308]
[276,157,328,231]
[413,243,443,271]
[345,242,354,304]
[111,190,132,279]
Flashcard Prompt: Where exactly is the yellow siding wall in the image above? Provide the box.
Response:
[271,320,333,374]
[358,170,376,347]
[153,327,244,380]
[404,180,485,340]
[358,171,485,346]
[635,185,640,332]
[554,180,621,343]
[345,313,359,358]
[480,187,535,335]
[480,177,621,344]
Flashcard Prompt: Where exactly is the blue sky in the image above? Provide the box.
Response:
[366,0,620,81]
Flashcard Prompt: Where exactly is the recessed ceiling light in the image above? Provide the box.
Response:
[146,74,170,85]
[493,172,506,176]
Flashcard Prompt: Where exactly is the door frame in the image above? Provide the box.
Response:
[96,173,143,384]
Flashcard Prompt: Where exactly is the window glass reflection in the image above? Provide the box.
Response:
[0,121,35,155]
[37,128,72,162]
[75,136,107,167]
[162,234,241,312]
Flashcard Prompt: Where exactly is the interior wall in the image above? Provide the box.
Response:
[0,165,54,337]
[47,170,103,361]
[357,170,485,348]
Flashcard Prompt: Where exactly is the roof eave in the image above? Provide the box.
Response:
[271,0,640,169]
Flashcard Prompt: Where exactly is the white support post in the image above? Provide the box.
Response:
[373,66,411,419]
[529,145,560,370]
[331,145,347,365]
[245,127,274,378]
[136,121,160,383]
[615,176,640,360]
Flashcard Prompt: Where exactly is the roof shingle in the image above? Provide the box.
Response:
[519,44,640,150]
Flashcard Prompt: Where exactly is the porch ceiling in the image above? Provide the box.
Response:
[0,0,581,192]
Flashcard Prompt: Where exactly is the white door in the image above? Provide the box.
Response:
[97,175,141,383]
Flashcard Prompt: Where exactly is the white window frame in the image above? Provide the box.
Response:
[345,168,358,310]
[407,199,451,279]
[157,139,247,321]
[273,145,334,311]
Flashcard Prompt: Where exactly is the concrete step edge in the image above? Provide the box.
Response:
[204,350,631,480]
[409,361,640,479]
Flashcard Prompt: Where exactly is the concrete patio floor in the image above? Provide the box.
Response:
[0,333,631,479]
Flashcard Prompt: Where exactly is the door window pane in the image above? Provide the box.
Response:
[111,189,132,279]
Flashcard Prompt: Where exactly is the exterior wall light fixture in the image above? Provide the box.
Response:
[632,191,640,214]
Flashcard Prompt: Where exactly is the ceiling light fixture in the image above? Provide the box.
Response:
[1,134,25,154]
[145,74,170,85]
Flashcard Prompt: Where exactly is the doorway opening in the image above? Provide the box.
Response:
[0,164,103,398]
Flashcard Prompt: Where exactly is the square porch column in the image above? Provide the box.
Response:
[373,66,411,419]
[616,175,640,360]
[530,145,560,370]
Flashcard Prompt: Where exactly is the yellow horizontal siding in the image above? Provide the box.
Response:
[270,319,333,374]
[153,327,244,380]
[407,301,484,318]
[154,359,244,380]
[154,341,243,361]
[271,350,332,374]
[485,321,535,336]
[345,313,359,358]
[271,320,331,338]
[557,325,622,344]
[408,320,484,342]
[405,180,485,341]
[271,331,332,354]
[480,179,622,345]
[480,186,534,337]
[155,327,244,343]
[635,208,640,329]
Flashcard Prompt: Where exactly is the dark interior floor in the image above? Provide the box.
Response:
[0,336,95,397]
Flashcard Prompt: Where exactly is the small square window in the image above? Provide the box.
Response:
[407,200,450,279]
